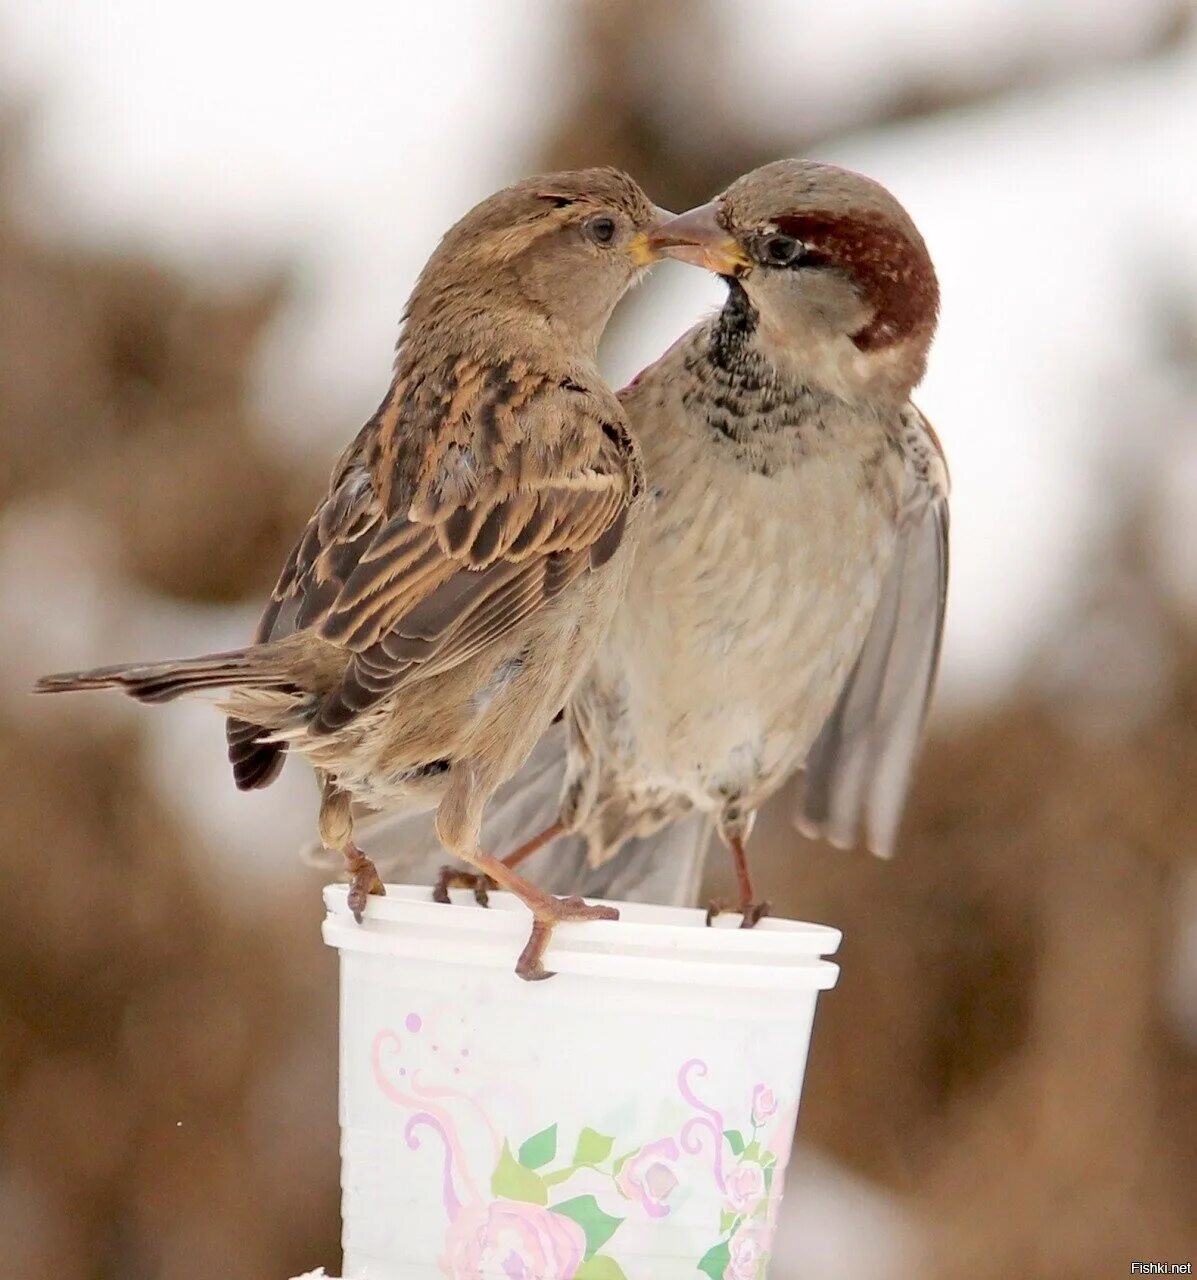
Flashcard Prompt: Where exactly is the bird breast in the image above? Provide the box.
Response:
[585,396,905,813]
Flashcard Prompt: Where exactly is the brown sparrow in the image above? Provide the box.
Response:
[36,167,668,979]
[438,159,948,923]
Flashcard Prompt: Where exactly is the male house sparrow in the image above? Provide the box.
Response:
[437,159,948,921]
[36,168,667,979]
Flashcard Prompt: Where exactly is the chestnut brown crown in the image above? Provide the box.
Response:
[720,159,939,355]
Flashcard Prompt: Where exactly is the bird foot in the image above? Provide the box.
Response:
[432,865,496,907]
[346,853,386,923]
[705,899,771,929]
[516,896,620,982]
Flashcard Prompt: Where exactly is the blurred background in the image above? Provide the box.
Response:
[3,1,1197,1276]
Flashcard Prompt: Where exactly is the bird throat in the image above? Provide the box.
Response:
[680,279,843,469]
[706,277,760,373]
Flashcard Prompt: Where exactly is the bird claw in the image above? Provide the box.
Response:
[541,894,620,925]
[515,895,620,981]
[432,865,496,907]
[346,855,386,923]
[705,899,771,929]
[740,900,771,929]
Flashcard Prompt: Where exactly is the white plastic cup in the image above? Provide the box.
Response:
[323,885,840,1280]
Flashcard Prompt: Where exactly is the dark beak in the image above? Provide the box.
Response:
[648,200,750,274]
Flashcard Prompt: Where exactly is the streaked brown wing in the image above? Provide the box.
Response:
[310,446,634,733]
[258,462,388,644]
[226,448,386,786]
[229,366,639,760]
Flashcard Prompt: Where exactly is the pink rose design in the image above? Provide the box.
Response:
[724,1223,771,1280]
[723,1160,766,1215]
[441,1199,585,1280]
[750,1085,778,1127]
[614,1137,680,1219]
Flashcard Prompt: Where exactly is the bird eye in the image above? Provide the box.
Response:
[583,215,618,246]
[756,233,803,266]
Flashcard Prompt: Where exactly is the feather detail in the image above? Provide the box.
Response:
[233,360,642,743]
[795,406,949,857]
[301,723,712,907]
[36,647,296,705]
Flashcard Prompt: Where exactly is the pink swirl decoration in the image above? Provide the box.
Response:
[410,1073,501,1165]
[372,1030,481,1214]
[677,1058,727,1191]
[404,1114,461,1221]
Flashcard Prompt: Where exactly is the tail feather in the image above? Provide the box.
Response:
[518,812,711,906]
[34,647,294,705]
[226,715,287,790]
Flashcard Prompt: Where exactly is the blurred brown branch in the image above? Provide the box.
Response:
[0,714,339,1280]
[0,201,318,601]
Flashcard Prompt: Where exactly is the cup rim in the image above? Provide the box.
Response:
[323,884,841,990]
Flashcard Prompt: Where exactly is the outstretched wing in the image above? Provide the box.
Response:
[794,407,949,858]
[227,365,640,781]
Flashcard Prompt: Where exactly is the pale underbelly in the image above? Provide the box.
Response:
[598,594,879,812]
[587,447,899,814]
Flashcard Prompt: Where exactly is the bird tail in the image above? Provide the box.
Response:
[34,647,295,705]
[303,721,714,908]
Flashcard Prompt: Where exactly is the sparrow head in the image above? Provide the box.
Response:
[409,167,670,357]
[651,159,939,398]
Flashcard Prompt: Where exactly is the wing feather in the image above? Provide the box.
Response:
[794,407,949,857]
[231,368,641,743]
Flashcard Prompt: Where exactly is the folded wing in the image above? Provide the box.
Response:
[228,370,640,783]
[794,408,949,857]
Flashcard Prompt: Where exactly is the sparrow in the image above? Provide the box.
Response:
[435,159,948,923]
[36,167,668,979]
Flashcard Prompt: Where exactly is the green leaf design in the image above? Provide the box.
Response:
[742,1139,763,1163]
[576,1257,628,1280]
[697,1240,732,1280]
[720,1209,740,1235]
[724,1129,746,1156]
[518,1123,558,1170]
[573,1126,615,1166]
[763,1164,775,1195]
[551,1195,623,1260]
[611,1150,635,1176]
[492,1141,548,1205]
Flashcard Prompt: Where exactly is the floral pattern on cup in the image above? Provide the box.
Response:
[724,1222,772,1280]
[373,1028,792,1279]
[751,1085,778,1127]
[723,1159,766,1216]
[442,1199,586,1280]
[613,1137,680,1219]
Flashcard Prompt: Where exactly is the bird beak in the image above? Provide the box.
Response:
[648,201,750,275]
[627,206,677,266]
